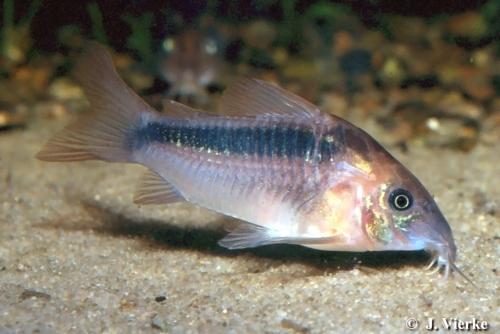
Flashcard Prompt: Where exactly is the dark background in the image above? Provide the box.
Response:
[6,0,490,52]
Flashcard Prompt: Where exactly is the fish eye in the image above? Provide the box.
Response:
[389,188,413,211]
[162,38,175,53]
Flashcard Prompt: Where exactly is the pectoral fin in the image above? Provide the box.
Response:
[218,223,340,250]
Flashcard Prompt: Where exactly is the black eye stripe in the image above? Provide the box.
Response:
[389,189,413,211]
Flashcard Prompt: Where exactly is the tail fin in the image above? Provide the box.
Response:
[36,42,155,162]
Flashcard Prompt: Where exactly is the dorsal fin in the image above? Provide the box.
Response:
[133,170,184,205]
[219,78,321,119]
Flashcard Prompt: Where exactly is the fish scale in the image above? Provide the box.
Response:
[36,42,475,285]
[139,135,316,233]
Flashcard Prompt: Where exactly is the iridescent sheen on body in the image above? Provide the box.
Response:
[36,42,473,284]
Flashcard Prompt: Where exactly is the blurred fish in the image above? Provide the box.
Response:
[160,29,224,105]
[377,101,480,152]
[37,43,473,284]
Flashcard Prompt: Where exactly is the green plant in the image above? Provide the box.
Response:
[123,13,154,64]
[87,2,108,45]
[305,1,352,39]
[482,0,500,52]
[1,0,41,65]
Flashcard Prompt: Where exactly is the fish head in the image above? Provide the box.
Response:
[160,30,221,105]
[362,162,456,267]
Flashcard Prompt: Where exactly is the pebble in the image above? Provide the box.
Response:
[333,30,354,56]
[242,20,276,50]
[34,101,70,119]
[2,26,32,66]
[49,78,84,101]
[482,108,500,143]
[19,289,51,301]
[470,48,492,68]
[446,11,488,39]
[339,49,372,77]
[437,91,484,119]
[281,318,310,334]
[0,104,28,130]
[378,100,480,151]
[124,70,155,92]
[155,295,166,303]
[320,92,348,118]
[151,314,170,332]
[472,191,497,216]
[380,57,405,85]
[0,65,51,104]
[387,16,427,43]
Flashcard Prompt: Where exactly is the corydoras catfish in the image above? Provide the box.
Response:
[161,29,223,105]
[37,43,472,284]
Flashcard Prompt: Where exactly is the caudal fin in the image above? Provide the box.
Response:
[36,42,155,162]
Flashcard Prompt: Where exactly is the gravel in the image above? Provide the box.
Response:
[0,118,498,333]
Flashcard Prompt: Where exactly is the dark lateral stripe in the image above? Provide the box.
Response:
[319,126,343,162]
[131,121,341,161]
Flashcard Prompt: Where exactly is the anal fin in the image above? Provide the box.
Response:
[133,170,184,205]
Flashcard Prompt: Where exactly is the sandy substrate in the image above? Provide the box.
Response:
[0,118,498,333]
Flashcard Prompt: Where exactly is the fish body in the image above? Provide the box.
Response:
[37,43,467,281]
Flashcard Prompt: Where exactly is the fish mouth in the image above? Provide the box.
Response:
[422,228,456,276]
[423,241,477,288]
[415,205,458,268]
[405,213,457,263]
[404,215,459,278]
[424,243,454,278]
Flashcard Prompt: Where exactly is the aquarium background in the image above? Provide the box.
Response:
[0,1,498,333]
[1,0,499,148]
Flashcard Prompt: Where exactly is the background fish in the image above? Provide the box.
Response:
[37,42,472,283]
[160,29,223,105]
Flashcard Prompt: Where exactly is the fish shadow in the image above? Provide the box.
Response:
[39,198,429,275]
